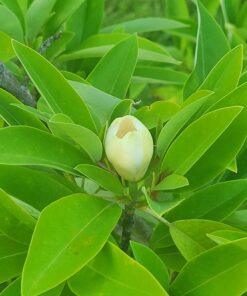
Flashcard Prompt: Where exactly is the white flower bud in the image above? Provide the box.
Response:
[105,115,153,182]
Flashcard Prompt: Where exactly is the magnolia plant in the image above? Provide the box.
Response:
[0,0,247,296]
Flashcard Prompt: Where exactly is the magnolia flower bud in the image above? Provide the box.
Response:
[105,115,153,182]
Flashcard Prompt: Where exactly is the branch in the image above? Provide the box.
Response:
[0,62,36,107]
[120,203,135,252]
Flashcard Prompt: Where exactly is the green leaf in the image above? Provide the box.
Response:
[170,219,235,260]
[0,0,25,30]
[130,241,169,289]
[48,116,103,162]
[66,0,104,47]
[225,210,247,232]
[26,0,57,41]
[44,0,86,36]
[0,31,15,62]
[0,165,79,210]
[0,88,47,130]
[101,17,187,34]
[75,164,124,195]
[165,0,189,19]
[70,81,120,126]
[134,101,180,129]
[183,0,229,98]
[133,66,188,85]
[0,235,26,284]
[162,106,242,175]
[165,180,247,222]
[12,40,96,132]
[22,194,121,296]
[59,33,179,64]
[87,35,138,99]
[170,238,247,296]
[109,99,133,122]
[157,95,209,158]
[0,126,90,173]
[155,174,189,191]
[199,45,243,108]
[69,242,168,295]
[11,103,52,122]
[208,230,247,245]
[0,5,23,40]
[0,189,35,245]
[0,278,65,296]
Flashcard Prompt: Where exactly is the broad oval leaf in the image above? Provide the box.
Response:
[157,95,209,158]
[162,106,242,175]
[75,164,124,195]
[12,40,96,132]
[134,101,180,129]
[170,219,235,261]
[0,5,23,40]
[101,17,187,34]
[165,180,247,222]
[0,88,46,130]
[0,165,79,210]
[0,126,90,173]
[87,35,138,99]
[130,241,169,289]
[155,174,189,191]
[21,193,121,296]
[0,235,27,284]
[48,117,103,162]
[0,189,35,245]
[170,238,247,296]
[69,242,168,295]
[183,0,229,98]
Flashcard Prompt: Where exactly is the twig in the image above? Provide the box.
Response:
[120,203,135,252]
[0,62,36,107]
[39,31,63,55]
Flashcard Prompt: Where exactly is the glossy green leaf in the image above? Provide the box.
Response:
[130,241,169,289]
[170,219,235,260]
[157,96,209,158]
[0,189,35,245]
[109,99,132,122]
[134,101,180,129]
[70,81,120,126]
[101,17,187,34]
[0,235,26,284]
[11,103,52,122]
[225,210,247,232]
[75,164,124,195]
[133,66,188,85]
[0,165,79,210]
[0,126,90,173]
[155,174,189,191]
[185,111,247,188]
[170,238,247,296]
[0,88,47,130]
[48,117,102,162]
[1,0,25,29]
[183,0,229,98]
[0,278,65,296]
[199,45,243,108]
[0,31,15,62]
[44,0,86,36]
[26,0,57,41]
[0,5,23,40]
[87,35,138,99]
[59,33,179,64]
[162,106,242,175]
[165,180,247,222]
[12,40,96,132]
[22,194,121,296]
[208,230,247,245]
[69,242,168,295]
